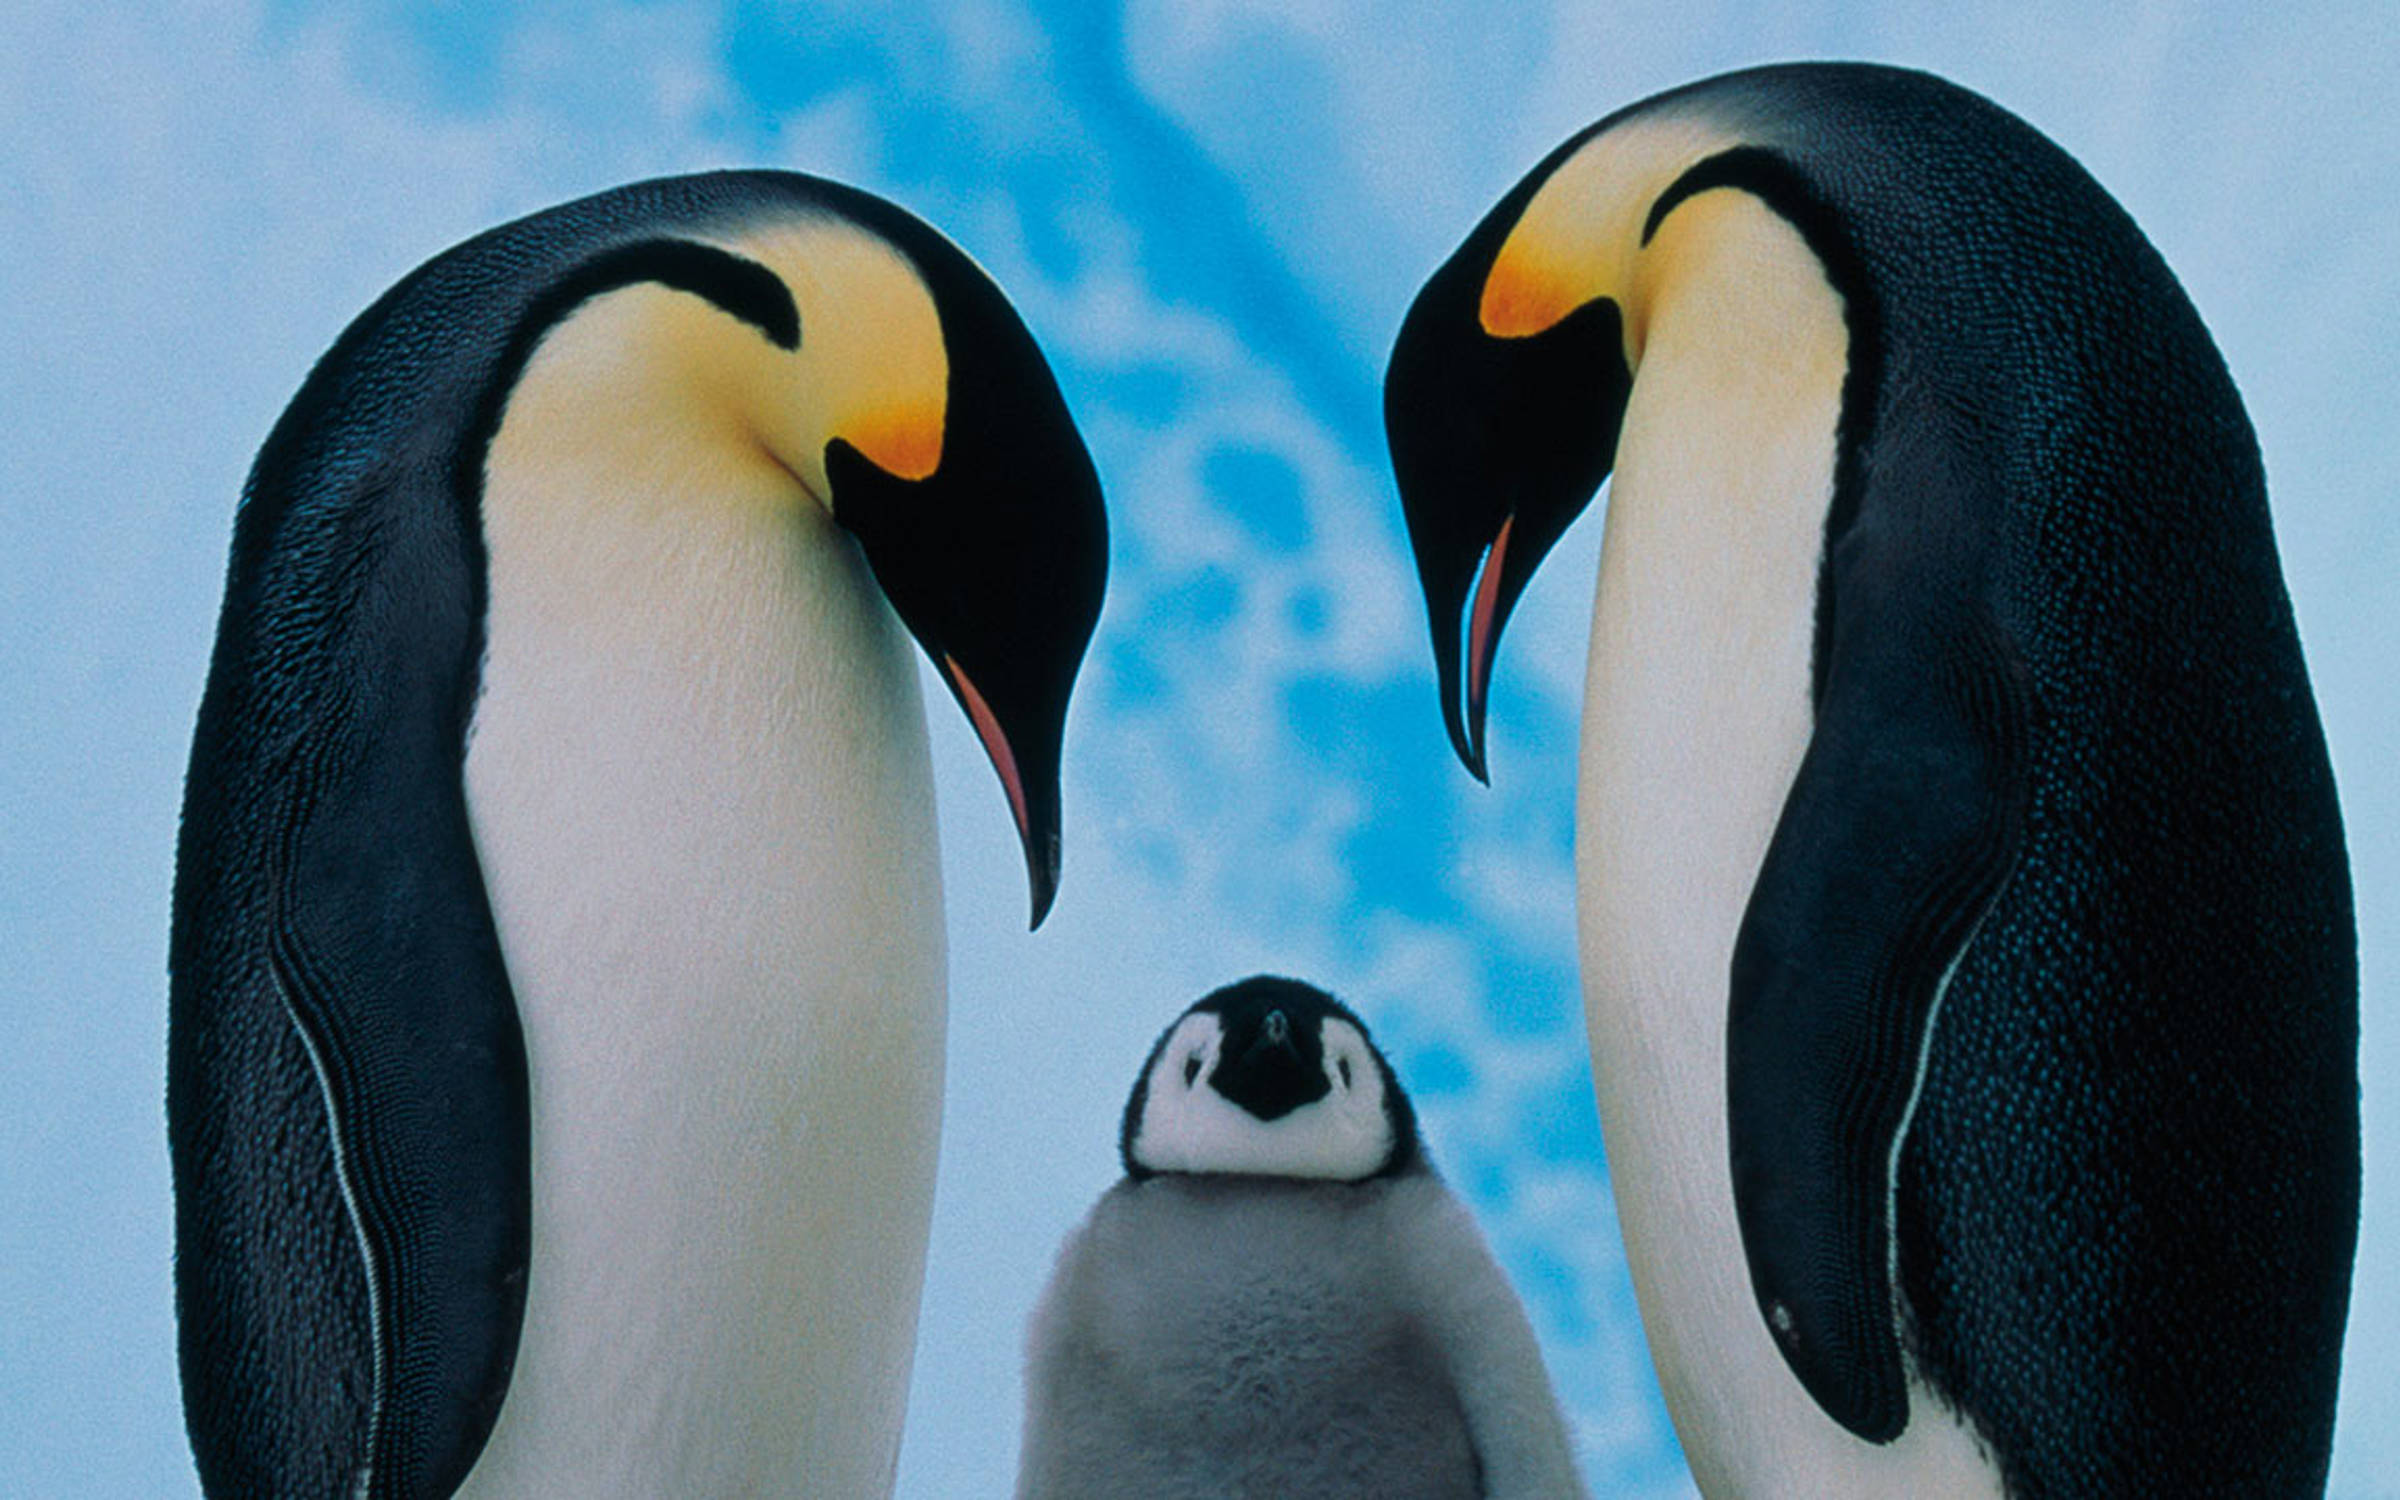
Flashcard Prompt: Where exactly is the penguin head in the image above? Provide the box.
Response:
[1386,108,1761,779]
[664,192,1108,928]
[1120,976,1421,1183]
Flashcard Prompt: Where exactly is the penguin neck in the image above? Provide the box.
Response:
[1582,188,1842,991]
[456,291,948,1496]
[1573,189,2003,1495]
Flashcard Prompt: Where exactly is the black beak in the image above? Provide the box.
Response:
[1385,245,1630,784]
[934,650,1064,928]
[830,427,1096,933]
[817,229,1106,933]
[1438,509,1533,783]
[1213,1007,1327,1122]
[1245,1008,1296,1061]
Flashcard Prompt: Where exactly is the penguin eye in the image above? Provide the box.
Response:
[1183,1053,1203,1087]
[1337,1056,1353,1088]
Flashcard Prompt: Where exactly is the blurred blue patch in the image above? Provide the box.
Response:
[263,0,539,111]
[1012,179,1092,285]
[1397,1040,1475,1098]
[727,3,918,116]
[1145,565,1240,633]
[1456,1146,1513,1211]
[1516,1073,1606,1165]
[1127,831,1182,885]
[1508,1242,1596,1341]
[1096,365,1188,425]
[1286,587,1329,638]
[1200,443,1309,550]
[1104,647,1166,707]
[723,6,994,192]
[1034,7,1382,444]
[1476,944,1574,1037]
[1282,673,1458,924]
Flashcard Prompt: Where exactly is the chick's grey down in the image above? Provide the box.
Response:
[1016,977,1587,1500]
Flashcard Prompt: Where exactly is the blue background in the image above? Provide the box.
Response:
[5,3,2393,1494]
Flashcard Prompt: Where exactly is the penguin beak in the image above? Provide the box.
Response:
[1463,515,1513,776]
[1395,458,1561,788]
[1441,510,1528,783]
[826,431,1091,933]
[1214,1008,1325,1121]
[937,652,1061,929]
[820,301,1104,936]
[1385,243,1631,785]
[1219,1027,1334,1123]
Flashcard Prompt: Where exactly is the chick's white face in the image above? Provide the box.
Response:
[1129,1012,1395,1181]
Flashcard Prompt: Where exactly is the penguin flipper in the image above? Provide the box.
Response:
[277,713,532,1496]
[1725,583,2028,1443]
[172,479,531,1499]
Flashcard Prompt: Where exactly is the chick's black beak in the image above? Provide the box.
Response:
[1214,1007,1326,1122]
[1243,1008,1297,1065]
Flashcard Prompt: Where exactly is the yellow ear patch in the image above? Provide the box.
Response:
[705,216,950,505]
[1478,109,1751,355]
[842,402,945,481]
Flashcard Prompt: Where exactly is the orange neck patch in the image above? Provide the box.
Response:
[1479,238,1583,339]
[843,402,945,481]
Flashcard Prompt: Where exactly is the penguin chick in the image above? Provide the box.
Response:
[1016,976,1589,1500]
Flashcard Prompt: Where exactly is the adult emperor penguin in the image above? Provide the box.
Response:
[1383,64,2357,1498]
[1016,976,1588,1500]
[168,171,1107,1499]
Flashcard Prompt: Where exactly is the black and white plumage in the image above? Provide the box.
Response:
[169,171,1106,1498]
[1384,64,2357,1498]
[1016,977,1588,1500]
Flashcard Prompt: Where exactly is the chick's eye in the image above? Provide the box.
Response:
[1183,1053,1203,1087]
[1337,1056,1353,1088]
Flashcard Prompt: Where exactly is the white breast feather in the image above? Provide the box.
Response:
[454,284,946,1498]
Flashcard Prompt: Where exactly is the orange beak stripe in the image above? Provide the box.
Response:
[944,652,1030,850]
[1465,512,1515,744]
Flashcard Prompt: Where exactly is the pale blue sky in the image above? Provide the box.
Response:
[4,3,2393,1495]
